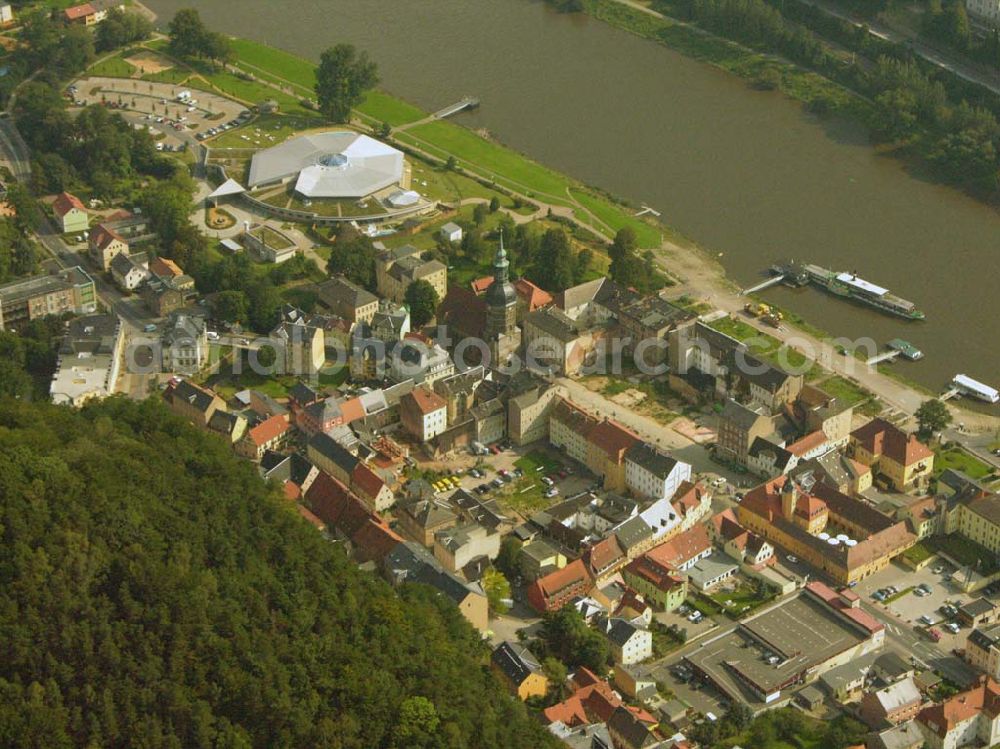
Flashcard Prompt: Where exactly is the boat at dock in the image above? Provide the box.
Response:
[770,261,925,320]
[951,374,999,404]
[886,338,923,361]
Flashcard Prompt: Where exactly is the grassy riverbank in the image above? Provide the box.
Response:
[583,0,866,117]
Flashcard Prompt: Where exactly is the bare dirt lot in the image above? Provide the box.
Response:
[124,51,174,77]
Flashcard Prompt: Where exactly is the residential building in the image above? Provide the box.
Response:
[954,494,1000,556]
[142,278,185,317]
[89,223,129,271]
[519,538,567,581]
[607,705,660,749]
[967,0,1000,24]
[966,623,1000,679]
[747,436,798,479]
[315,276,379,323]
[307,433,394,511]
[0,266,96,330]
[383,541,489,632]
[63,0,123,25]
[599,617,653,666]
[387,338,455,386]
[507,373,561,445]
[625,442,692,501]
[165,380,225,428]
[849,418,934,493]
[400,385,449,442]
[109,251,149,291]
[717,399,775,466]
[622,552,688,611]
[236,414,291,461]
[49,314,124,406]
[916,677,1000,749]
[528,558,593,613]
[52,191,88,233]
[860,678,923,727]
[491,641,549,700]
[270,319,325,376]
[582,535,628,582]
[513,277,553,322]
[0,5,13,25]
[160,312,208,374]
[616,294,694,366]
[522,306,593,376]
[794,384,854,448]
[395,496,457,546]
[375,244,447,304]
[148,256,184,280]
[433,522,501,573]
[957,599,1000,629]
[643,524,713,572]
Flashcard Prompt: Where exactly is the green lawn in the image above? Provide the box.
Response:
[399,121,576,205]
[250,225,294,250]
[357,90,425,127]
[568,187,660,248]
[902,541,935,566]
[230,37,318,92]
[709,580,778,619]
[88,55,136,78]
[927,534,1000,575]
[197,70,308,114]
[934,446,995,481]
[708,316,818,376]
[814,374,872,407]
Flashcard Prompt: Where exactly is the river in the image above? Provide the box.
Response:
[147,0,1000,405]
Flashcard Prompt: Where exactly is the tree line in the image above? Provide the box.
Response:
[0,397,563,748]
[660,0,1000,195]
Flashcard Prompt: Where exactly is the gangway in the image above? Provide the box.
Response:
[433,97,480,119]
[940,388,960,401]
[866,350,902,366]
[739,275,785,296]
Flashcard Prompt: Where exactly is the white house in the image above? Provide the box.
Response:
[109,251,149,291]
[440,221,463,244]
[603,617,653,666]
[401,386,448,442]
[625,442,692,501]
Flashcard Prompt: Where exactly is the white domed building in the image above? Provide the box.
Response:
[247,131,409,200]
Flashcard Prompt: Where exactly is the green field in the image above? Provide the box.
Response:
[230,38,317,92]
[568,187,660,248]
[88,55,136,78]
[814,374,872,407]
[357,91,425,127]
[399,121,576,205]
[933,446,995,481]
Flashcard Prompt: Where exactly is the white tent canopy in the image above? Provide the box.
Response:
[209,178,246,200]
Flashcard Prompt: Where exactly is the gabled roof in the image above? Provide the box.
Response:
[53,191,85,215]
[91,223,125,251]
[588,419,640,461]
[351,461,387,500]
[492,640,543,686]
[917,677,1000,738]
[246,413,289,447]
[851,418,933,466]
[403,385,447,415]
[514,277,553,311]
[785,429,829,457]
[149,256,183,278]
[646,524,711,569]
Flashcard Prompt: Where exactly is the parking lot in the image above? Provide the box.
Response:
[71,76,250,145]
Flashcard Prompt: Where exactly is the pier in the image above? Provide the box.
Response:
[940,388,961,401]
[739,274,785,296]
[433,97,480,120]
[635,205,661,218]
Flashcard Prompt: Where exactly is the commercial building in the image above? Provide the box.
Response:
[49,314,124,406]
[738,475,915,585]
[684,582,884,707]
[0,266,96,330]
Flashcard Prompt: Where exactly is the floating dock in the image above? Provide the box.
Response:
[769,261,925,320]
[886,338,923,361]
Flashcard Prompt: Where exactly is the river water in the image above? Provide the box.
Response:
[147,0,1000,404]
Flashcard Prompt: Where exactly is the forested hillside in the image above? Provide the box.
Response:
[0,397,559,749]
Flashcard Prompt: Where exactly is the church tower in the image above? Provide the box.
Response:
[483,232,519,366]
[484,234,517,341]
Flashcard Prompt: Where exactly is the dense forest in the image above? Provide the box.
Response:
[0,397,560,748]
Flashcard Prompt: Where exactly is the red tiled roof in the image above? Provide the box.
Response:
[282,481,300,501]
[295,504,325,530]
[351,461,387,501]
[149,256,183,278]
[405,386,446,415]
[918,678,1000,738]
[646,524,711,569]
[338,396,366,425]
[91,223,125,251]
[624,554,685,592]
[514,278,553,311]
[53,191,85,216]
[304,471,398,561]
[247,414,289,447]
[712,508,745,542]
[786,429,829,457]
[470,275,494,294]
[528,559,592,611]
[674,480,708,517]
[851,418,933,466]
[587,419,640,461]
[64,3,95,20]
[583,535,625,576]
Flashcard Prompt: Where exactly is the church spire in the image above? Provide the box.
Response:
[493,228,509,282]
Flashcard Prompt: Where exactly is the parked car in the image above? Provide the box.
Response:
[872,591,887,602]
[919,614,936,626]
[785,555,798,564]
[926,628,942,642]
[545,488,559,498]
[945,622,961,634]
[541,476,554,487]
